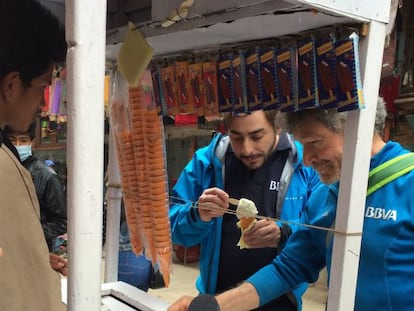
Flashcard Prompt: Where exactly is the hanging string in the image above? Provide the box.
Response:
[121,190,361,236]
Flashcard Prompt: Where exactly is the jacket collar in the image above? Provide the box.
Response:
[0,128,20,160]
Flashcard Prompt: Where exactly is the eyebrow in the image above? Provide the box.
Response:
[229,128,265,136]
[299,136,323,143]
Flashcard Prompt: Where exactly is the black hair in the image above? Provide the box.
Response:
[0,0,67,86]
[4,121,36,140]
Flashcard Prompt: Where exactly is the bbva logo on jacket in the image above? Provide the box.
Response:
[365,206,397,221]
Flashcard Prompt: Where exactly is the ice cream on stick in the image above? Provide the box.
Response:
[318,60,336,99]
[234,198,258,249]
[299,60,312,98]
[278,67,292,106]
[262,67,276,102]
[248,69,259,102]
[336,61,354,101]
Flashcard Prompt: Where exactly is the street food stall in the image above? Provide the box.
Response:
[58,0,393,310]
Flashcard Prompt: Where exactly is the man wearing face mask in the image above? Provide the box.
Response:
[6,123,67,251]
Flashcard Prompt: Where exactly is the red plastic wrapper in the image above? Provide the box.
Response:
[202,61,220,118]
[175,61,193,113]
[161,65,179,115]
[188,63,205,116]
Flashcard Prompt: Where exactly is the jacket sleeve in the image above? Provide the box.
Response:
[169,143,218,247]
[278,165,321,248]
[247,184,334,307]
[41,173,67,250]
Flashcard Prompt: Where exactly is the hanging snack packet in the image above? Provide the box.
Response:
[202,60,220,118]
[232,50,248,113]
[160,65,178,115]
[335,33,365,111]
[259,46,279,111]
[218,52,234,112]
[246,47,263,111]
[297,37,318,110]
[276,47,297,112]
[316,35,338,109]
[188,62,205,116]
[175,61,192,113]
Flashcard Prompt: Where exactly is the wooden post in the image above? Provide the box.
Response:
[327,20,387,311]
[65,0,107,309]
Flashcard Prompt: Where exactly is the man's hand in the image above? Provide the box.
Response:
[168,295,194,311]
[0,247,3,258]
[197,187,230,222]
[242,219,281,248]
[50,253,68,276]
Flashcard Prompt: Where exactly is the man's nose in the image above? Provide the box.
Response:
[241,139,254,155]
[302,147,315,167]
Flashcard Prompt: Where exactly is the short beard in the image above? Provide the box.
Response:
[313,161,340,184]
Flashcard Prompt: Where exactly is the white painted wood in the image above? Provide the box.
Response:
[102,282,169,311]
[104,127,123,283]
[62,280,168,310]
[65,0,107,310]
[106,10,353,58]
[327,20,387,311]
[296,0,391,22]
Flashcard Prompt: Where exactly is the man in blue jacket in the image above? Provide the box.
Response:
[168,97,414,311]
[169,109,320,310]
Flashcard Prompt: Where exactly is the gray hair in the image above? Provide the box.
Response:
[278,97,387,135]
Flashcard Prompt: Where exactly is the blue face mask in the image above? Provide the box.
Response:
[15,145,32,162]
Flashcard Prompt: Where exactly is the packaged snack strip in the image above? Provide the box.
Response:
[151,65,167,115]
[297,37,319,110]
[246,47,263,111]
[188,62,205,116]
[259,46,279,111]
[335,33,365,112]
[232,50,248,113]
[218,52,234,112]
[140,69,157,110]
[202,60,220,118]
[316,35,338,109]
[175,61,193,113]
[276,47,297,112]
[150,65,161,108]
[161,65,179,115]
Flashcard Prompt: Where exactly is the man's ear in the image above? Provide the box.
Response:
[1,72,21,102]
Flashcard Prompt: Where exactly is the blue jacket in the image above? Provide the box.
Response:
[169,133,320,309]
[248,141,414,310]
